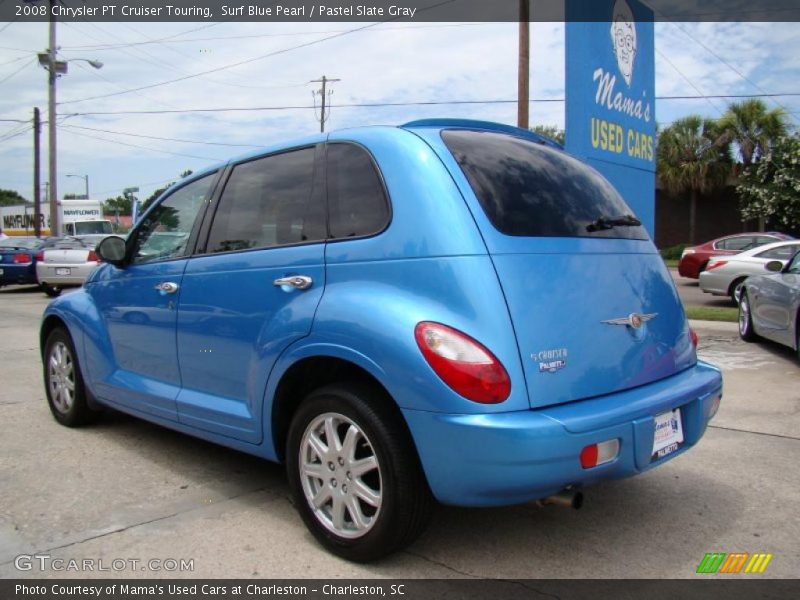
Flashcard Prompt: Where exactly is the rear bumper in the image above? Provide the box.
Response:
[36,263,97,286]
[698,271,729,296]
[0,264,37,286]
[403,361,722,506]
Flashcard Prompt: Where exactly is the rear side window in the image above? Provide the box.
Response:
[717,237,754,251]
[442,130,648,239]
[326,143,389,239]
[207,147,324,253]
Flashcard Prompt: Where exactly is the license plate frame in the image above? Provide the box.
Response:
[652,408,684,461]
[55,268,71,276]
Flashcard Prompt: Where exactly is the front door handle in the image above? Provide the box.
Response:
[154,281,180,295]
[273,275,313,291]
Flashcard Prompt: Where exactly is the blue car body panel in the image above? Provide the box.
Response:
[42,120,723,507]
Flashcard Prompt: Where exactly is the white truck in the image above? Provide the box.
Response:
[0,199,113,237]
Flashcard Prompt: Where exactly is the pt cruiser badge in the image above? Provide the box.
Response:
[601,312,658,329]
[532,348,568,374]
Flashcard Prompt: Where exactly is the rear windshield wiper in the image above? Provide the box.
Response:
[586,214,641,232]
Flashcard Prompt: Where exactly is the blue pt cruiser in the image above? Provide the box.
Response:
[41,120,722,561]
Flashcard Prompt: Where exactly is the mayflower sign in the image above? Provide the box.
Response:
[566,0,656,234]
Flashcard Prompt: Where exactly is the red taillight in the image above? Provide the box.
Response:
[13,253,31,264]
[35,251,44,262]
[706,260,727,271]
[87,250,100,263]
[414,322,510,404]
[690,328,698,348]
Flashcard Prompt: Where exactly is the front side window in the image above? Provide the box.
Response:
[784,251,800,274]
[207,147,323,253]
[442,130,648,239]
[327,143,389,239]
[132,174,214,265]
[756,244,800,260]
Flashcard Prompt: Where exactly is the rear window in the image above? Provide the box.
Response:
[442,130,648,239]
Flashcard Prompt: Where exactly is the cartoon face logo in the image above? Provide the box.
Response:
[610,0,637,86]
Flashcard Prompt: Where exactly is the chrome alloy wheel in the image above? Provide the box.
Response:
[48,341,75,414]
[299,412,382,539]
[739,294,750,336]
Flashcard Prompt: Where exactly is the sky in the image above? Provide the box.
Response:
[0,18,798,204]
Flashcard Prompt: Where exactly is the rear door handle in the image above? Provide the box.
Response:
[273,275,313,290]
[154,281,179,295]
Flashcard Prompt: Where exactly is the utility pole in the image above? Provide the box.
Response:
[47,1,60,237]
[33,107,41,238]
[311,75,340,133]
[518,0,530,130]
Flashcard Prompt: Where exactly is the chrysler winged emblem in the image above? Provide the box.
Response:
[602,312,658,329]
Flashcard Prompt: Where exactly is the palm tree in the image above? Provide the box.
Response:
[657,116,732,244]
[719,99,789,166]
[719,99,789,230]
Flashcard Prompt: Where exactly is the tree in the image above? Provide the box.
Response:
[530,125,565,146]
[657,115,731,244]
[719,99,789,167]
[141,170,194,213]
[104,192,134,216]
[719,99,789,231]
[0,189,29,206]
[738,133,800,234]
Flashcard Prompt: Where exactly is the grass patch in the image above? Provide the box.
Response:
[664,259,679,269]
[685,306,738,322]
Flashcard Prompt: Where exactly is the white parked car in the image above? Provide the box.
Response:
[36,237,101,297]
[699,240,800,302]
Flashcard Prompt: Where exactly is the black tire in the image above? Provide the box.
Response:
[738,290,758,342]
[41,284,61,297]
[286,382,433,562]
[729,277,747,304]
[43,327,100,427]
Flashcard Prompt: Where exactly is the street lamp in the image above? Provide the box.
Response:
[38,4,103,236]
[65,174,89,199]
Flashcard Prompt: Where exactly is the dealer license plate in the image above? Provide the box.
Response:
[56,268,71,276]
[0,268,4,275]
[652,408,684,461]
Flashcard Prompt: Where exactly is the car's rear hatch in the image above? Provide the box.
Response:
[412,126,696,409]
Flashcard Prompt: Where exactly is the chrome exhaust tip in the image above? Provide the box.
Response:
[536,490,583,510]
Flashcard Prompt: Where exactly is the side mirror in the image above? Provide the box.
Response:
[765,260,784,273]
[96,235,127,267]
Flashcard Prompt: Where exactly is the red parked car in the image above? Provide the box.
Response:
[678,232,794,279]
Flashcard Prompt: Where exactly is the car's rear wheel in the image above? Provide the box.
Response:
[43,327,99,426]
[286,383,433,562]
[738,290,758,342]
[41,284,61,297]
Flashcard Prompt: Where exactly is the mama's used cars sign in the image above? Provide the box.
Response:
[566,0,656,234]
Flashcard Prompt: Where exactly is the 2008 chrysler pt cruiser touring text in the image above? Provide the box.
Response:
[41,119,722,561]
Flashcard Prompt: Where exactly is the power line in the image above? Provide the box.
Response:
[57,21,387,105]
[0,57,36,85]
[62,124,263,148]
[57,0,458,106]
[58,92,800,117]
[59,23,498,51]
[60,126,223,161]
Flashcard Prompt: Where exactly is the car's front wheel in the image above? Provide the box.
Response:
[738,290,758,342]
[43,327,99,426]
[286,383,432,562]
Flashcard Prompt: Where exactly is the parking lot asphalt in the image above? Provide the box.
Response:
[670,268,735,308]
[0,284,798,579]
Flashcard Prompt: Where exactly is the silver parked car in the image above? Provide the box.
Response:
[738,250,800,359]
[36,237,101,297]
[699,240,800,303]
